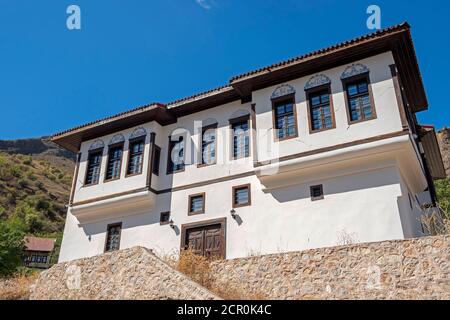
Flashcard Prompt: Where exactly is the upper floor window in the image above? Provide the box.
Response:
[343,75,376,123]
[230,117,250,159]
[272,95,297,141]
[105,223,122,252]
[127,138,145,176]
[306,87,335,132]
[188,193,205,215]
[200,124,217,166]
[85,149,102,186]
[167,135,185,174]
[152,145,161,176]
[105,144,123,181]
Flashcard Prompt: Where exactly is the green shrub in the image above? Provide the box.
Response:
[0,218,26,277]
[22,156,32,166]
[34,181,45,191]
[0,205,5,217]
[10,165,22,178]
[26,171,37,181]
[435,178,450,218]
[18,179,29,189]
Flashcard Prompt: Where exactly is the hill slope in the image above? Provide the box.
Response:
[0,137,74,238]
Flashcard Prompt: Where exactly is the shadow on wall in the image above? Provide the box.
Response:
[268,166,400,203]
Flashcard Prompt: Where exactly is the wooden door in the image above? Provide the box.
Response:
[186,227,204,256]
[183,221,224,259]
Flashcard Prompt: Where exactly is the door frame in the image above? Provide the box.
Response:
[180,217,227,259]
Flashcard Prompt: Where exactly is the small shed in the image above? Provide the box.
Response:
[23,236,56,269]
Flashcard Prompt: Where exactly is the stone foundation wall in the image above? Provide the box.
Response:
[437,128,450,178]
[30,247,219,300]
[210,235,450,299]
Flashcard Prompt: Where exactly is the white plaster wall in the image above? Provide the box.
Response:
[59,164,409,262]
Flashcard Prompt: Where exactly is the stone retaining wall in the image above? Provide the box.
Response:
[30,247,219,300]
[210,235,450,299]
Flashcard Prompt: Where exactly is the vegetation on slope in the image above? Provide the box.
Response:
[0,148,74,276]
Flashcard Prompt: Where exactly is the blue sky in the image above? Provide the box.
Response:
[0,0,448,139]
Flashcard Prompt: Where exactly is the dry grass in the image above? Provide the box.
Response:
[0,273,39,300]
[419,204,450,236]
[170,249,268,300]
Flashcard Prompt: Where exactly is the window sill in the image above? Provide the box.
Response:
[125,172,143,178]
[309,126,336,134]
[188,211,205,216]
[347,116,377,125]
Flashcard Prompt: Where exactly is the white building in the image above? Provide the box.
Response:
[53,23,445,262]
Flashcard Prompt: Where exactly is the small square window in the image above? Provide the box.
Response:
[232,184,251,208]
[310,185,324,201]
[188,193,205,215]
[160,212,170,225]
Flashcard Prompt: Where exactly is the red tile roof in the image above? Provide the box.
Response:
[24,236,56,252]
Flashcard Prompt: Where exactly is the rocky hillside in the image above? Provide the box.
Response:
[0,137,74,238]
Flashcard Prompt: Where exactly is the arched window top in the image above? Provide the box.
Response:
[304,74,331,90]
[229,109,250,121]
[108,134,125,145]
[271,84,295,100]
[130,127,147,140]
[341,63,370,80]
[89,139,104,151]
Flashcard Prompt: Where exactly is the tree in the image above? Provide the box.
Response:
[0,218,25,277]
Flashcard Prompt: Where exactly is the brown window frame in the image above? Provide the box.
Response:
[188,192,206,215]
[104,142,124,183]
[160,211,171,225]
[271,93,298,142]
[104,222,122,253]
[232,183,251,208]
[342,73,377,125]
[166,134,186,175]
[84,148,103,187]
[305,84,336,134]
[125,136,146,177]
[229,116,251,160]
[198,123,218,168]
[152,145,161,176]
[310,184,324,201]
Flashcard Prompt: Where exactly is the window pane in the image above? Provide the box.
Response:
[86,151,102,185]
[127,140,144,175]
[234,187,249,205]
[347,84,358,96]
[202,127,216,165]
[358,82,368,93]
[105,225,121,252]
[106,146,123,180]
[168,137,185,173]
[311,96,321,106]
[320,93,330,104]
[190,195,204,213]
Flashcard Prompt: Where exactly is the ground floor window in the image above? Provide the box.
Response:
[105,223,122,252]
